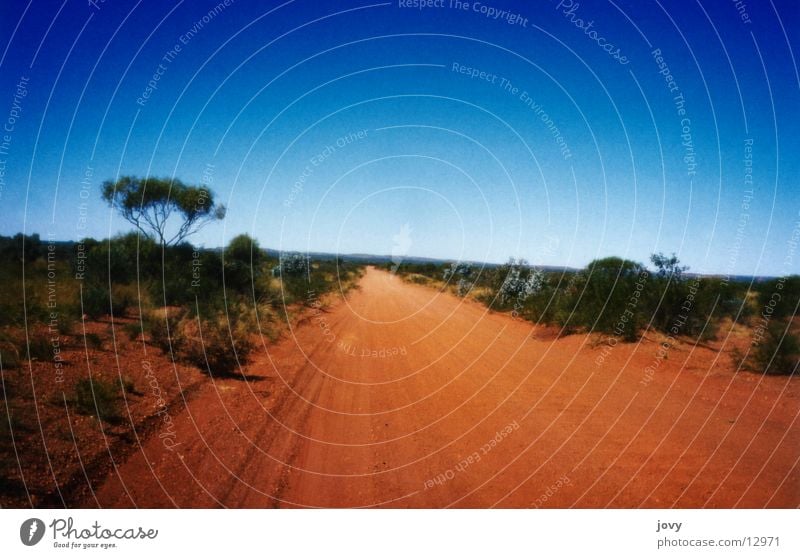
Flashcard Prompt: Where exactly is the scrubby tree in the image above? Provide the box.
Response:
[564,257,648,340]
[649,252,691,332]
[224,234,264,292]
[101,176,226,245]
[757,276,800,320]
[650,252,688,280]
[737,321,800,376]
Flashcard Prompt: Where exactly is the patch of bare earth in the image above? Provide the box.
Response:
[0,317,207,507]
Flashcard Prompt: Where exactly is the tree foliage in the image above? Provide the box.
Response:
[101,176,226,245]
[224,234,264,292]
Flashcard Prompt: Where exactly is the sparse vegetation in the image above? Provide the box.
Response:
[72,377,121,422]
[393,255,799,359]
[735,321,800,376]
[177,312,254,376]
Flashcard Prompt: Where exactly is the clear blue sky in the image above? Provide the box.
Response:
[0,0,798,276]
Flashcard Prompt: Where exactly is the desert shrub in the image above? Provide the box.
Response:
[153,242,200,306]
[455,278,470,297]
[646,262,752,341]
[120,374,137,395]
[54,308,76,335]
[703,277,753,326]
[81,285,110,318]
[0,233,43,263]
[272,252,308,277]
[279,275,313,304]
[0,335,20,369]
[80,234,217,309]
[392,261,442,277]
[83,332,103,350]
[443,263,473,296]
[279,260,354,304]
[443,262,472,281]
[81,283,136,318]
[144,309,186,355]
[113,284,140,316]
[24,334,52,362]
[271,253,312,302]
[647,252,690,332]
[737,321,800,375]
[123,322,143,341]
[756,276,800,320]
[405,274,431,285]
[73,377,121,422]
[176,312,253,375]
[497,259,544,306]
[560,257,649,340]
[224,234,265,293]
[82,232,158,286]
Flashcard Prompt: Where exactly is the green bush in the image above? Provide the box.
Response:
[144,309,185,355]
[224,234,265,294]
[80,283,135,318]
[0,336,20,369]
[560,257,649,340]
[83,332,103,350]
[756,276,800,320]
[177,312,253,376]
[123,322,143,341]
[738,321,800,375]
[73,377,121,422]
[25,334,52,362]
[0,233,43,263]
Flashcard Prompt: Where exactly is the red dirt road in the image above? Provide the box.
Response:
[91,267,800,508]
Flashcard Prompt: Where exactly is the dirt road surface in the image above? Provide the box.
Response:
[90,267,799,508]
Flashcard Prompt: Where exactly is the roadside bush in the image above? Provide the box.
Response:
[497,259,544,306]
[456,278,472,297]
[83,332,103,350]
[154,242,199,306]
[561,257,649,340]
[272,252,308,277]
[25,334,52,362]
[0,335,20,369]
[81,285,109,319]
[144,308,186,355]
[737,321,800,375]
[756,276,800,320]
[73,377,121,422]
[224,234,265,293]
[123,322,143,341]
[648,252,689,332]
[82,233,158,286]
[405,274,432,285]
[81,283,137,318]
[443,263,473,296]
[443,262,472,282]
[176,312,253,376]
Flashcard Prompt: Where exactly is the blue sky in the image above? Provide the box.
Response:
[0,0,798,276]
